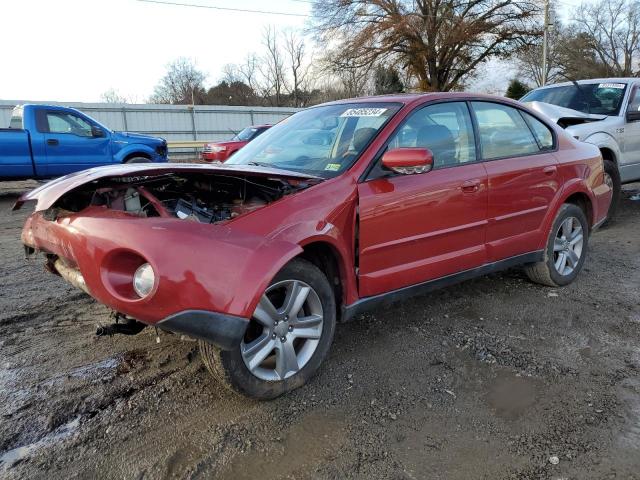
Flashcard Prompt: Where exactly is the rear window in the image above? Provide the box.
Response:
[9,107,23,129]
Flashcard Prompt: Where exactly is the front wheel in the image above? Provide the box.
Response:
[199,258,336,400]
[525,203,589,287]
[124,156,151,164]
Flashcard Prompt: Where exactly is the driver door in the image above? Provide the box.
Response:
[357,101,488,297]
[40,110,112,176]
[623,84,640,173]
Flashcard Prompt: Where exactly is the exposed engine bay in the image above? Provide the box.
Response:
[49,172,312,223]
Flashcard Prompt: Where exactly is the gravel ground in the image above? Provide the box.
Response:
[1,180,639,480]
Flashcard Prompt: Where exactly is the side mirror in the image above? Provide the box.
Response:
[91,126,105,137]
[382,147,434,175]
[626,109,640,122]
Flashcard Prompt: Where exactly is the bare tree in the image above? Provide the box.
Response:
[100,88,130,104]
[149,57,207,104]
[239,53,260,94]
[572,0,640,76]
[259,27,287,106]
[283,30,313,107]
[313,0,541,92]
[517,26,564,86]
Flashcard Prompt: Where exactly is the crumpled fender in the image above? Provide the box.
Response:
[240,219,358,317]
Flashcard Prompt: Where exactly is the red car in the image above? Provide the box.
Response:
[16,93,612,399]
[201,124,271,162]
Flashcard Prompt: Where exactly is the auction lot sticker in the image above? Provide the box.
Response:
[341,108,387,117]
[598,83,625,89]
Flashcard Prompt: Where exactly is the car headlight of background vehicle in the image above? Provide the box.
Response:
[133,263,156,297]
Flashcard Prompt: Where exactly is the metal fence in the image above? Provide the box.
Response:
[0,100,300,159]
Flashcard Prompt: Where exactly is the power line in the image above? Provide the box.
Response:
[136,0,310,17]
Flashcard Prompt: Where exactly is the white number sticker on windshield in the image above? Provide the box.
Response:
[598,83,625,89]
[340,108,387,117]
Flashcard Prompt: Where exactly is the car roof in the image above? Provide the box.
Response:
[318,91,520,107]
[532,78,639,90]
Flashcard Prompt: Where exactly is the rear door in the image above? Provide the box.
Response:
[357,101,488,297]
[39,109,111,176]
[470,101,560,261]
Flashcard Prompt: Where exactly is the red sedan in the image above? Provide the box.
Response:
[201,124,271,162]
[16,93,612,399]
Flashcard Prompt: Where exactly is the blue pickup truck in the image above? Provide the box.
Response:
[0,104,168,180]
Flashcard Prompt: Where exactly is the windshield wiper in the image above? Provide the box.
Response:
[246,161,276,168]
[569,79,591,114]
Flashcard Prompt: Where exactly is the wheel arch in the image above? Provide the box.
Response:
[563,191,594,229]
[297,241,347,322]
[599,146,617,164]
[122,151,151,163]
[114,144,156,163]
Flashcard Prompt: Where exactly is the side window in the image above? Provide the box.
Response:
[628,86,640,113]
[387,102,476,168]
[46,112,93,137]
[471,102,539,159]
[521,111,554,150]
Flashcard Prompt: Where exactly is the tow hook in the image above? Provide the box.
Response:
[96,313,146,337]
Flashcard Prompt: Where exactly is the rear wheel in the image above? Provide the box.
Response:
[603,158,620,223]
[199,258,336,400]
[525,203,589,287]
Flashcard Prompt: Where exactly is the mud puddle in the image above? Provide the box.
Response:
[0,416,81,471]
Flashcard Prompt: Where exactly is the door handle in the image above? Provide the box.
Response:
[543,165,557,175]
[461,179,481,193]
[47,139,59,146]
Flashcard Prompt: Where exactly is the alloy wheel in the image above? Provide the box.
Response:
[240,279,324,381]
[553,216,584,276]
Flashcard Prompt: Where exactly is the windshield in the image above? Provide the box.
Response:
[521,82,627,115]
[232,127,264,142]
[225,102,402,177]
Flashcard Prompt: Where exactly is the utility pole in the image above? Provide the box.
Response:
[542,0,550,85]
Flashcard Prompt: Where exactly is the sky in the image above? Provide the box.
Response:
[1,0,310,102]
[1,0,587,103]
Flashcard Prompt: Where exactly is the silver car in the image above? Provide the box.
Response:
[522,78,640,219]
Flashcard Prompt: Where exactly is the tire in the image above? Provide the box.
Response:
[525,203,589,287]
[124,156,151,164]
[199,258,336,400]
[602,158,621,223]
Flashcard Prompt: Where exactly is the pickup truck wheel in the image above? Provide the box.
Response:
[199,258,336,400]
[125,157,151,163]
[525,203,589,287]
[603,159,620,223]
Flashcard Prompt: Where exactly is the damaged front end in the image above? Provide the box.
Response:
[25,168,315,225]
[17,164,320,349]
[525,101,607,129]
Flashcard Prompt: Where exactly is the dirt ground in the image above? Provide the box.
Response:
[1,180,639,480]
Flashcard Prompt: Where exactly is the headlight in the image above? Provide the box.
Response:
[211,145,226,152]
[133,263,155,297]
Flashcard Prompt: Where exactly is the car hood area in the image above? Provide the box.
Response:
[209,140,246,147]
[112,131,166,144]
[525,101,608,128]
[13,163,322,213]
